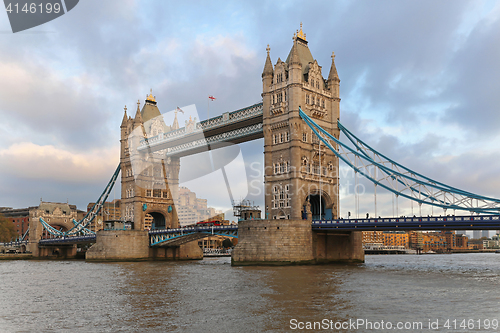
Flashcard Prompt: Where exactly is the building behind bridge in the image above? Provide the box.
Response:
[363,230,469,253]
[2,202,86,240]
[176,186,224,227]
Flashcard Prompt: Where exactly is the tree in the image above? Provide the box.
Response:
[0,214,18,242]
[222,238,233,249]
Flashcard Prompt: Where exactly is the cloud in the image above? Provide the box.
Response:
[0,142,118,183]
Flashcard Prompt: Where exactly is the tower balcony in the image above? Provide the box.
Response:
[271,101,288,115]
[310,106,326,119]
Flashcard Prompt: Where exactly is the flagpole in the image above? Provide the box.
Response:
[207,95,209,120]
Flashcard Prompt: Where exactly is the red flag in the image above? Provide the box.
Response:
[208,95,216,101]
[176,106,184,114]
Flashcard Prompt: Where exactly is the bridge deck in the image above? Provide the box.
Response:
[37,215,500,246]
[312,214,500,231]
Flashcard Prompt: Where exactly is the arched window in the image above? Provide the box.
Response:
[306,94,309,104]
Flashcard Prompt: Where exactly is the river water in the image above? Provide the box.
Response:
[1,253,499,332]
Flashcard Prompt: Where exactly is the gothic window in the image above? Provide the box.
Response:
[274,163,280,174]
[163,191,168,198]
[273,94,275,104]
[302,132,307,142]
[280,163,285,174]
[273,134,277,144]
[316,81,320,89]
[284,91,287,101]
[285,184,289,192]
[146,189,152,197]
[285,161,290,173]
[312,133,319,144]
[153,189,161,198]
[322,99,325,108]
[280,133,284,143]
[273,186,278,194]
[306,94,310,104]
[285,132,290,142]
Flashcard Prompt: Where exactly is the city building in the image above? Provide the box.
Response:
[2,202,85,240]
[362,231,384,245]
[86,199,121,231]
[383,231,409,248]
[176,186,223,226]
[409,231,424,250]
[473,230,482,239]
[362,231,409,248]
[421,231,468,253]
[0,207,29,239]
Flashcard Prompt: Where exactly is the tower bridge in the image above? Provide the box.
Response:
[30,25,500,263]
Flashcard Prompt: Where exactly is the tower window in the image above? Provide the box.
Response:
[306,94,310,104]
[302,132,307,142]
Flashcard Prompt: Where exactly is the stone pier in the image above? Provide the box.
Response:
[232,219,364,265]
[85,230,203,261]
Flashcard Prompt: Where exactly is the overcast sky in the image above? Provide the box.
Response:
[1,0,500,230]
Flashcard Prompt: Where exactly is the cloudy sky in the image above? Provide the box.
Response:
[1,0,500,228]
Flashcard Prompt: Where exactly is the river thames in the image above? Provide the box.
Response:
[1,253,499,332]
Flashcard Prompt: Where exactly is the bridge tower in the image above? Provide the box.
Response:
[120,92,180,231]
[262,25,340,221]
[233,25,363,265]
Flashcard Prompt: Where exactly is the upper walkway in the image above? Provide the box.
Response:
[312,214,500,231]
[138,103,263,157]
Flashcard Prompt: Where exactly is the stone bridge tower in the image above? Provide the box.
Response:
[262,25,340,221]
[120,92,180,230]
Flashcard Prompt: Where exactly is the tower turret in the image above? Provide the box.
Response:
[327,51,340,98]
[262,44,273,94]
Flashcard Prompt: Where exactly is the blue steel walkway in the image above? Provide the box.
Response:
[312,214,500,231]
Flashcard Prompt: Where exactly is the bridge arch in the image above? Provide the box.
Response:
[302,190,334,220]
[145,210,171,230]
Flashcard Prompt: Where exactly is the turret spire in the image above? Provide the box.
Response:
[121,105,128,127]
[262,44,273,77]
[134,99,143,124]
[289,39,301,66]
[328,51,339,81]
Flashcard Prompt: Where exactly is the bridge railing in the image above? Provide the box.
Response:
[312,214,500,225]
